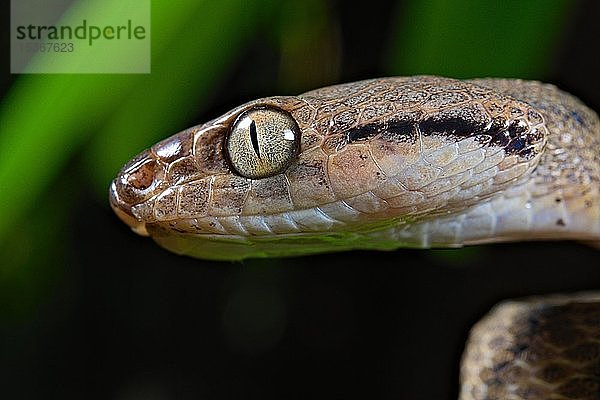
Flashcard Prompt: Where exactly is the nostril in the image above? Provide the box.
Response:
[126,160,157,190]
[115,151,164,205]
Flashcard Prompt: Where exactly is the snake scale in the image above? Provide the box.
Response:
[110,76,600,398]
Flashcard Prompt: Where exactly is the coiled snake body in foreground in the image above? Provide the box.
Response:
[110,77,600,398]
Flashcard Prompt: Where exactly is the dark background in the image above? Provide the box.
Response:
[1,1,599,399]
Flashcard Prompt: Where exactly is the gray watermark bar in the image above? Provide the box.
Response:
[11,0,151,73]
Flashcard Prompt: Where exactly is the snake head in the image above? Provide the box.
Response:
[108,76,600,261]
[109,96,306,243]
[109,78,551,259]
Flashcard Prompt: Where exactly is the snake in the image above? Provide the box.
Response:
[109,76,600,398]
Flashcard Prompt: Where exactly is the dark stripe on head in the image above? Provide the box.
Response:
[507,120,528,138]
[343,104,538,158]
[347,119,416,143]
[347,123,381,142]
[479,117,535,157]
[484,117,510,147]
[383,120,414,138]
[419,116,486,136]
[418,111,536,158]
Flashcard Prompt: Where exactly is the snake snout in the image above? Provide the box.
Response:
[109,182,149,236]
[109,150,166,236]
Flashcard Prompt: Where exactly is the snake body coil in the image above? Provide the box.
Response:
[461,294,600,400]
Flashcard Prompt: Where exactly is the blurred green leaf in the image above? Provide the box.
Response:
[277,0,341,92]
[388,0,571,78]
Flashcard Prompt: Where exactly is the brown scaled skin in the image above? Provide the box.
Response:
[110,76,599,258]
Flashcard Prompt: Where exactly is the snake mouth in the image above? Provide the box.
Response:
[109,180,149,236]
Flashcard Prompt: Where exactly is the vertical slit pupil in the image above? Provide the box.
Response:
[249,119,260,159]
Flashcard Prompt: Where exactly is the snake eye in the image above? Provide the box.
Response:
[226,106,300,179]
